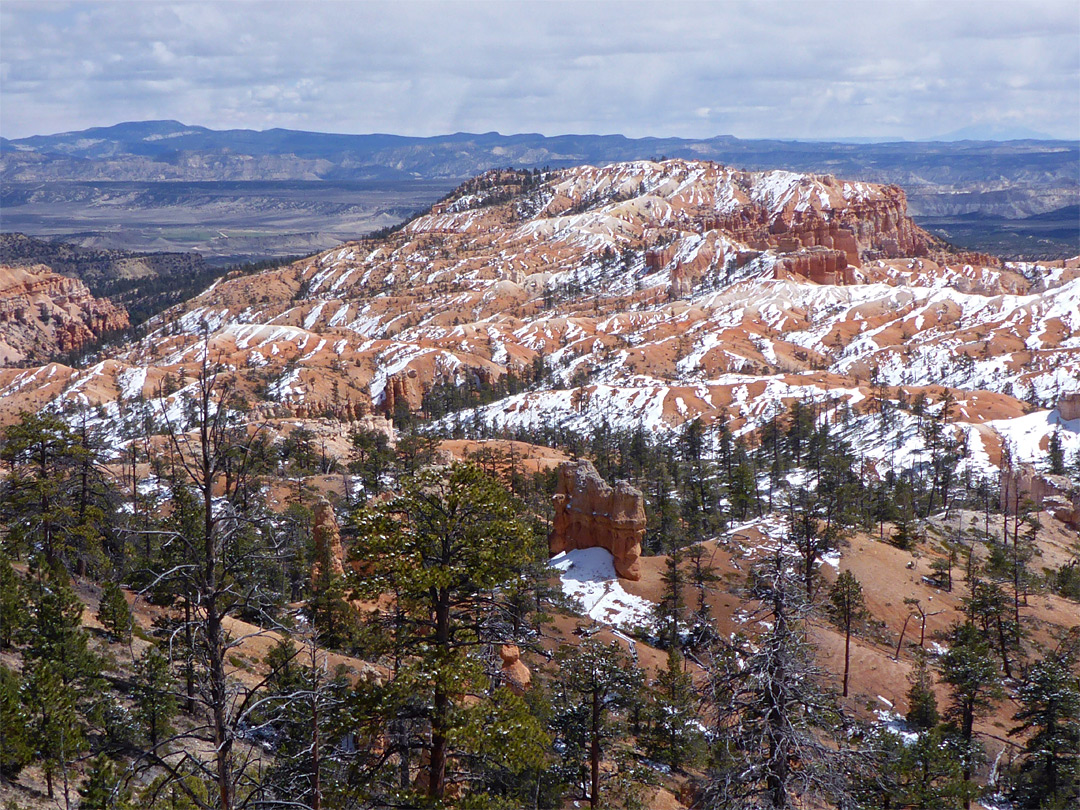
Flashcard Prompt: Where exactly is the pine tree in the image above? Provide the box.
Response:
[551,639,642,808]
[1009,646,1080,809]
[259,635,357,810]
[1048,429,1065,476]
[79,754,132,810]
[965,576,1020,679]
[656,549,686,649]
[98,580,133,645]
[937,621,1003,809]
[645,649,702,770]
[0,409,112,574]
[0,665,32,780]
[729,459,758,521]
[906,648,941,730]
[686,543,721,644]
[348,461,540,803]
[24,561,101,690]
[25,659,86,801]
[787,488,838,600]
[0,554,24,649]
[133,647,178,749]
[828,570,867,698]
[897,725,971,809]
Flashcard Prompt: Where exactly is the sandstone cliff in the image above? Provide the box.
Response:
[0,264,128,365]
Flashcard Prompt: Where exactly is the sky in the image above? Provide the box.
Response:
[1,0,1078,141]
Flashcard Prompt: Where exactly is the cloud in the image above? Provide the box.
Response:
[1,0,1077,140]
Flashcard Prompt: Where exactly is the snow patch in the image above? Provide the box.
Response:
[550,547,655,630]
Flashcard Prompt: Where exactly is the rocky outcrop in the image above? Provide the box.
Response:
[693,175,930,264]
[311,498,346,584]
[773,248,855,285]
[498,644,532,694]
[285,397,375,423]
[1058,393,1080,422]
[549,460,646,580]
[1000,464,1080,529]
[0,264,128,365]
[381,369,424,416]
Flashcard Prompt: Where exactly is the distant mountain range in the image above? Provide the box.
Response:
[1,120,1075,201]
[2,121,1076,260]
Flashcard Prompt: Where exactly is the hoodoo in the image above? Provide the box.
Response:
[311,498,346,584]
[549,459,646,581]
[498,644,532,694]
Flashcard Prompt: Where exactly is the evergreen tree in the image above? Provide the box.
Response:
[551,639,642,809]
[0,665,32,780]
[24,561,101,691]
[656,549,686,650]
[965,576,1020,679]
[259,636,357,810]
[348,461,540,803]
[0,409,113,574]
[828,570,867,698]
[645,649,702,770]
[787,488,839,600]
[133,646,179,749]
[25,658,86,801]
[686,543,721,645]
[1009,646,1080,809]
[728,459,758,521]
[0,554,24,649]
[98,580,133,645]
[1047,429,1065,476]
[906,648,941,730]
[348,425,395,493]
[79,754,132,810]
[938,621,1003,809]
[896,726,972,809]
[890,506,921,551]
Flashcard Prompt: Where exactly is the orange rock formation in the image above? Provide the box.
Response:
[1000,464,1080,529]
[498,644,532,694]
[549,459,646,580]
[311,498,346,584]
[0,264,128,364]
[381,369,425,416]
[1058,393,1080,422]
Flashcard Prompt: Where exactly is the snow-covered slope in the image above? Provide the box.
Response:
[1,159,1076,480]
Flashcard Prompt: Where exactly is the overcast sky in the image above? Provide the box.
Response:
[2,0,1077,141]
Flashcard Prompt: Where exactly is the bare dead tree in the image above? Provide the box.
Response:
[128,345,293,810]
[705,550,856,809]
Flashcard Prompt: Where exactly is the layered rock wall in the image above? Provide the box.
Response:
[549,459,645,580]
[773,248,855,285]
[381,369,425,415]
[0,264,128,364]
